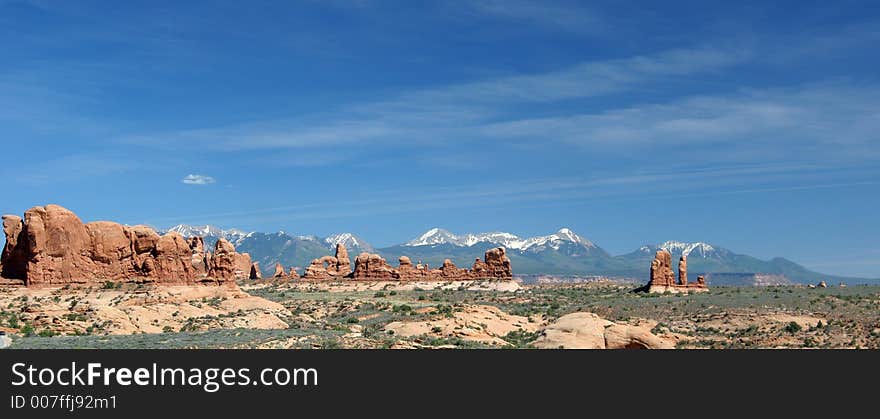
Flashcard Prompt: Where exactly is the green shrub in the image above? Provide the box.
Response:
[785,322,802,334]
[20,323,35,337]
[393,304,412,313]
[38,329,57,337]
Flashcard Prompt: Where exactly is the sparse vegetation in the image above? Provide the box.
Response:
[5,281,880,349]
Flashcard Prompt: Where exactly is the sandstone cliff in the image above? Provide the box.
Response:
[1,205,250,286]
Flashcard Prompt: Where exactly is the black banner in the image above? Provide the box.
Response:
[0,350,874,417]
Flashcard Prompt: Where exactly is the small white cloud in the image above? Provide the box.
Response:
[182,174,216,185]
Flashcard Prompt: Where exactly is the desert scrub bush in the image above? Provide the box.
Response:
[434,305,455,318]
[20,323,36,337]
[345,317,360,324]
[38,328,57,338]
[63,313,88,322]
[651,323,668,335]
[373,291,386,298]
[785,322,803,334]
[204,297,225,308]
[392,304,412,313]
[502,330,541,348]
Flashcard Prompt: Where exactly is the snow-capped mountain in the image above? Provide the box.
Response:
[406,228,466,246]
[518,228,596,253]
[636,241,725,258]
[165,224,250,245]
[158,224,860,284]
[405,227,599,255]
[323,233,375,253]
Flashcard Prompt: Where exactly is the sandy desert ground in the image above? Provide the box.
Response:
[2,280,878,349]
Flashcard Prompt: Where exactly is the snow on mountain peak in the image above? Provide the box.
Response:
[166,224,249,241]
[406,228,462,246]
[658,241,716,257]
[405,227,594,251]
[323,233,375,252]
[518,228,595,251]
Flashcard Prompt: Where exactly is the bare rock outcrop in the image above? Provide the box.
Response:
[483,247,513,279]
[645,250,707,294]
[206,238,240,281]
[351,247,513,281]
[303,244,355,280]
[335,244,352,277]
[292,245,515,282]
[273,263,286,278]
[678,255,687,285]
[188,237,211,275]
[2,215,28,280]
[234,253,252,279]
[1,205,249,286]
[352,253,396,280]
[531,312,674,349]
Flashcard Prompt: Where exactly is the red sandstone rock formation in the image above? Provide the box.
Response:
[234,253,252,279]
[304,256,339,280]
[288,267,300,279]
[0,205,249,286]
[303,244,354,280]
[206,238,241,281]
[335,244,352,277]
[678,256,688,285]
[646,250,707,293]
[1,215,27,280]
[482,247,512,279]
[349,247,513,281]
[188,237,211,275]
[273,263,286,278]
[352,253,396,280]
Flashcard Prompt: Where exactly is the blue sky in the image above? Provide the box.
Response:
[1,0,878,277]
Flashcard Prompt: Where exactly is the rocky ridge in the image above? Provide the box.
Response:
[1,205,252,287]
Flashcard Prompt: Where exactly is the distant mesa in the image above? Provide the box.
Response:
[1,205,252,287]
[641,250,708,294]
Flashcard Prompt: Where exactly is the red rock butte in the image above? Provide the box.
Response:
[1,205,252,287]
[645,250,708,293]
[272,243,514,282]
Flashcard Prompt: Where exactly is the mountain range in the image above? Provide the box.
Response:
[162,224,874,285]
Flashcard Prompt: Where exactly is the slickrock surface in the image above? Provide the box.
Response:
[531,312,674,349]
[0,284,290,335]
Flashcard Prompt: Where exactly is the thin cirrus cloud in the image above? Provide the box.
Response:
[152,161,874,225]
[119,46,750,153]
[181,174,216,185]
[482,81,880,157]
[464,0,610,35]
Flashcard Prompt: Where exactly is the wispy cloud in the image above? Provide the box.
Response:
[483,81,880,158]
[5,153,142,186]
[119,46,749,154]
[152,162,878,225]
[181,174,216,185]
[464,0,609,35]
